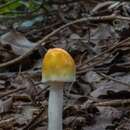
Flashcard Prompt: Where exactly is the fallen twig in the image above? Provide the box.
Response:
[1,15,130,68]
[0,117,16,129]
[94,99,130,107]
[97,72,130,87]
[0,87,26,99]
[77,37,130,74]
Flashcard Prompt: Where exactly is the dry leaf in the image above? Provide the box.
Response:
[0,30,35,55]
[0,97,12,113]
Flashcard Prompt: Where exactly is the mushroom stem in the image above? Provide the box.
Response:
[48,83,63,130]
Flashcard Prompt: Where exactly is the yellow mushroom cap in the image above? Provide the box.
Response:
[42,48,76,83]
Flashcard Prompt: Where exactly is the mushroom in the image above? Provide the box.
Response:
[42,48,76,130]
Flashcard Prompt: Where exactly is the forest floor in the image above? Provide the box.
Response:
[0,0,130,130]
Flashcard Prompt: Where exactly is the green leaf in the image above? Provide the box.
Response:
[28,0,37,10]
[0,0,21,14]
[20,0,41,12]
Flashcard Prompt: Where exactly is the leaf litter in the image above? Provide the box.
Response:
[1,0,130,130]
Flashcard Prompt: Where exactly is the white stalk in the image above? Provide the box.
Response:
[48,83,63,130]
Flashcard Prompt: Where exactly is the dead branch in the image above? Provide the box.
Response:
[94,99,130,107]
[1,15,130,68]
